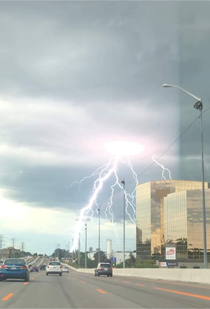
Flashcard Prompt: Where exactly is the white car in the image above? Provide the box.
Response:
[62,266,69,273]
[46,261,62,276]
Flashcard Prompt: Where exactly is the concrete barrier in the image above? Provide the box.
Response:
[63,264,210,285]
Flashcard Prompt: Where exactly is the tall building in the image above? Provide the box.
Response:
[164,189,210,260]
[136,180,210,261]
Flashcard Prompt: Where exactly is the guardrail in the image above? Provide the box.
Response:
[62,264,210,285]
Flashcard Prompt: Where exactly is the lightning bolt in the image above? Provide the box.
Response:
[70,156,139,252]
[152,155,172,180]
[71,157,119,251]
[69,163,109,195]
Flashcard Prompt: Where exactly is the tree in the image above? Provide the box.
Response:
[93,251,108,267]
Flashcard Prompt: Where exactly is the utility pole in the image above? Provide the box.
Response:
[78,233,80,267]
[11,237,16,248]
[67,242,70,259]
[72,238,74,262]
[55,244,60,260]
[121,180,126,269]
[21,242,25,257]
[0,235,5,250]
[98,205,101,264]
[11,238,16,258]
[85,224,87,268]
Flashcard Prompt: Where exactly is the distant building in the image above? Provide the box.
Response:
[0,247,21,259]
[136,180,210,261]
[106,239,113,259]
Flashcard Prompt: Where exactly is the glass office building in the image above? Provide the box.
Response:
[165,189,210,260]
[136,180,210,260]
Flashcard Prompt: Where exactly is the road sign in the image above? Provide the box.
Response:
[111,257,116,263]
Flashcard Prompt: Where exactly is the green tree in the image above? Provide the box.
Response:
[93,251,108,267]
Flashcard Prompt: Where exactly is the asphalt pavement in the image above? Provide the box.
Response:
[0,268,210,308]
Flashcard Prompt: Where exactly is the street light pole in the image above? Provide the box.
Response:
[85,223,87,268]
[78,233,80,267]
[98,205,101,264]
[121,180,126,268]
[163,83,208,268]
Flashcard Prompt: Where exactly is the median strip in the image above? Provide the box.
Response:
[155,287,210,301]
[97,289,107,294]
[2,293,14,301]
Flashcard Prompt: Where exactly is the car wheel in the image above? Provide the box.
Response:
[25,276,29,282]
[46,273,48,276]
[60,273,62,276]
[97,273,99,277]
[107,275,109,277]
[110,274,112,277]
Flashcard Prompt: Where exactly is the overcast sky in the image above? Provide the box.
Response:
[0,1,209,255]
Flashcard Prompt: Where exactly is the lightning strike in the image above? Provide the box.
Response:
[152,155,172,180]
[70,141,144,252]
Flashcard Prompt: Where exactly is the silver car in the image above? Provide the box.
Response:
[46,261,62,276]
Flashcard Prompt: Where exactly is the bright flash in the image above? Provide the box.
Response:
[104,141,144,157]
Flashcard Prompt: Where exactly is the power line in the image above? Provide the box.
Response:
[128,107,210,185]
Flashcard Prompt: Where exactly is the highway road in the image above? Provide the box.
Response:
[0,268,210,308]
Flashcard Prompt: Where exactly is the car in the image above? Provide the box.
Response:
[95,263,113,277]
[62,266,69,273]
[30,266,39,272]
[40,264,46,270]
[46,261,62,276]
[0,258,30,282]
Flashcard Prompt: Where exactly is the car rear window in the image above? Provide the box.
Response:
[4,259,25,265]
[49,262,60,265]
[100,264,111,268]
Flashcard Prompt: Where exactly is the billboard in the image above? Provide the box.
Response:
[165,247,176,260]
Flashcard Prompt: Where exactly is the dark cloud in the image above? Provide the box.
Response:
[0,1,209,228]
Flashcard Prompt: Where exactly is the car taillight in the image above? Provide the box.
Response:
[47,266,49,268]
[98,267,102,270]
[1,265,8,269]
[110,267,113,271]
[20,265,27,269]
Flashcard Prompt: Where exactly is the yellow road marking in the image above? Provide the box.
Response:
[155,287,210,301]
[2,293,14,301]
[97,289,107,294]
[136,283,145,287]
[81,281,85,284]
[24,282,28,285]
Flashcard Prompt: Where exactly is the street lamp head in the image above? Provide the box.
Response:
[193,101,203,112]
[163,84,172,88]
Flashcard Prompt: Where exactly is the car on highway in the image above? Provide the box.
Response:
[46,261,62,276]
[95,263,113,277]
[30,265,39,272]
[0,258,30,282]
[40,264,46,270]
[62,266,69,273]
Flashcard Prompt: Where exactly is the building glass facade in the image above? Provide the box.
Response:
[165,189,210,260]
[136,180,210,261]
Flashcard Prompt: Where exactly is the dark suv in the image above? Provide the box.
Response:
[95,263,112,277]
